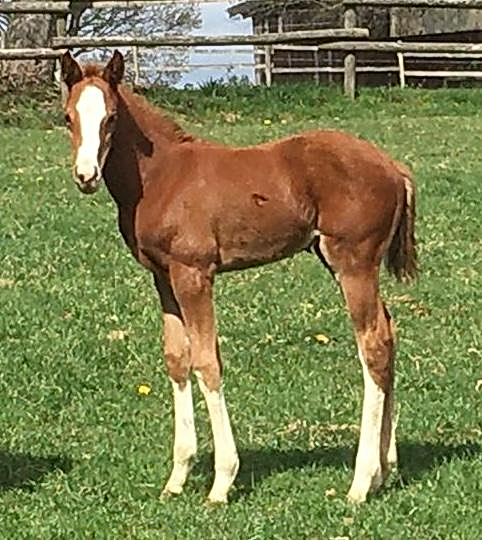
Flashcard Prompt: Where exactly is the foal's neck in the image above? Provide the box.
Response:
[103,86,195,208]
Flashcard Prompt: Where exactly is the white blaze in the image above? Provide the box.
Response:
[75,85,106,180]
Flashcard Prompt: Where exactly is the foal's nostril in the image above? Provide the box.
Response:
[74,165,99,184]
[74,166,85,182]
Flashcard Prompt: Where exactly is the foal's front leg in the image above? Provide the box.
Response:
[170,262,239,504]
[155,275,197,497]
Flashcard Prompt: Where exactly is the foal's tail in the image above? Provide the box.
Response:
[385,163,418,282]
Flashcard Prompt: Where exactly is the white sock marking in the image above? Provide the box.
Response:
[195,372,239,503]
[348,349,385,503]
[163,378,197,495]
[387,403,399,467]
[75,85,106,180]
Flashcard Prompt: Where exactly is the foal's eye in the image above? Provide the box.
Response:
[64,114,72,128]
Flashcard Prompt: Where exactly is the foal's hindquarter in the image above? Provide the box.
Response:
[103,89,414,504]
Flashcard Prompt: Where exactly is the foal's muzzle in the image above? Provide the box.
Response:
[74,165,101,194]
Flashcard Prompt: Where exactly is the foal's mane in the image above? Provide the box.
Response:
[120,85,195,144]
[82,63,195,144]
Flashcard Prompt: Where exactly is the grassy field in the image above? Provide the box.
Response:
[0,85,481,539]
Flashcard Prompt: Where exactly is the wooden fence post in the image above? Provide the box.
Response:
[132,45,140,85]
[343,8,357,99]
[397,52,406,88]
[265,45,273,87]
[56,15,68,104]
[314,47,320,84]
[263,18,272,87]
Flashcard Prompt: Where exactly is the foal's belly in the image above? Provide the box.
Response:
[215,197,316,272]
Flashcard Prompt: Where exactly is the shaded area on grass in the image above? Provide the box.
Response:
[398,440,481,485]
[0,451,73,492]
[193,438,481,498]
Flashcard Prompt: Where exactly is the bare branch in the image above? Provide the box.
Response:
[73,3,201,85]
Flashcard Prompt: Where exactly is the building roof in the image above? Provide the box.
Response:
[228,1,318,19]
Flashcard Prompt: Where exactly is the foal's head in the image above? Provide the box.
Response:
[61,50,125,194]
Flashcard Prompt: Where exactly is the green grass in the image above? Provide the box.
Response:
[0,85,481,539]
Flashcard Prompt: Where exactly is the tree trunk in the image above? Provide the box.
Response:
[0,13,57,88]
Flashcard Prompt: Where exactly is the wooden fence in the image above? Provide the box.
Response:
[1,0,482,97]
[341,0,482,98]
[0,0,368,88]
[253,44,482,90]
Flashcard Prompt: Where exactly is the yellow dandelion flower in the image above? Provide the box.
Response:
[137,384,152,396]
[314,333,330,345]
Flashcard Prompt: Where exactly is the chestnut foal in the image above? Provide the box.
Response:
[60,51,417,505]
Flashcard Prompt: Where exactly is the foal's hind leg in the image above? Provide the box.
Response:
[155,275,197,497]
[170,262,239,504]
[338,270,396,503]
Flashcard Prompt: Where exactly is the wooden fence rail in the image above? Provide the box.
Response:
[0,28,369,60]
[343,0,482,7]
[0,2,69,14]
[0,0,212,14]
[50,29,369,49]
[317,41,482,52]
[3,0,479,14]
[0,48,63,60]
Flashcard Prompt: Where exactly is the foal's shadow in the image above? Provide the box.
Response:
[396,440,480,485]
[0,451,72,492]
[197,439,480,499]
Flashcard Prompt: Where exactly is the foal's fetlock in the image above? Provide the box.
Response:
[161,454,196,499]
[224,455,240,477]
[160,487,181,500]
[161,480,185,499]
[387,440,398,471]
[347,465,384,504]
[206,456,240,504]
[381,458,397,485]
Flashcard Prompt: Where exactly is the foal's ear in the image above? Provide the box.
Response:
[103,50,125,87]
[61,51,83,89]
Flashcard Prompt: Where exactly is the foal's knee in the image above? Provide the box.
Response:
[165,352,191,386]
[193,360,222,392]
[164,329,191,385]
[191,338,223,391]
[163,312,191,385]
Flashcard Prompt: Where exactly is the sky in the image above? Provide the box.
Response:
[179,1,254,87]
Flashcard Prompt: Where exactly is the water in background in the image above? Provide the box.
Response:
[178,1,254,87]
